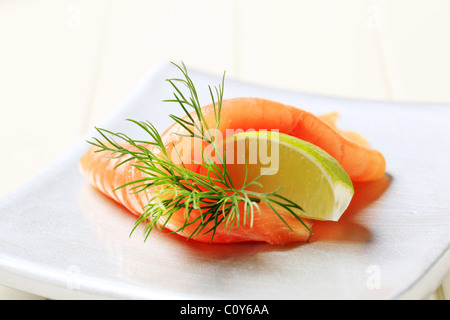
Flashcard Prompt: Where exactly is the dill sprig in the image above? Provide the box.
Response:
[88,61,312,242]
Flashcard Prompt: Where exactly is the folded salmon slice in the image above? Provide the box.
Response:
[80,97,386,244]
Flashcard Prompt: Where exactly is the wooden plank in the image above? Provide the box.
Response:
[236,0,390,101]
[0,0,110,196]
[375,0,450,103]
[87,0,237,128]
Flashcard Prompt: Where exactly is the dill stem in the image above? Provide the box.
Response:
[88,61,309,242]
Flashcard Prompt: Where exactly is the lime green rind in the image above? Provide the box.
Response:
[231,131,354,221]
[276,131,353,193]
[236,131,354,193]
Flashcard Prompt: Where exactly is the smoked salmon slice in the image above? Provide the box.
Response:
[80,142,313,245]
[80,97,385,245]
[161,98,386,182]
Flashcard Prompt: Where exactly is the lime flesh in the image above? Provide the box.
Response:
[224,131,354,221]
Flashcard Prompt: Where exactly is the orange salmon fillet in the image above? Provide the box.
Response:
[80,97,386,244]
[80,143,313,245]
[161,98,385,182]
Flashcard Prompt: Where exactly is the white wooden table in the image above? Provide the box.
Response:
[0,0,449,300]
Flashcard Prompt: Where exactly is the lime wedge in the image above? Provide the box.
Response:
[224,131,354,221]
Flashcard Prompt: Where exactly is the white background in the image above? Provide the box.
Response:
[0,0,449,299]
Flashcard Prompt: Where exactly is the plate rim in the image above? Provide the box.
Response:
[1,61,449,300]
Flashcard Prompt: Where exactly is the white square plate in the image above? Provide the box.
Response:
[1,62,449,299]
